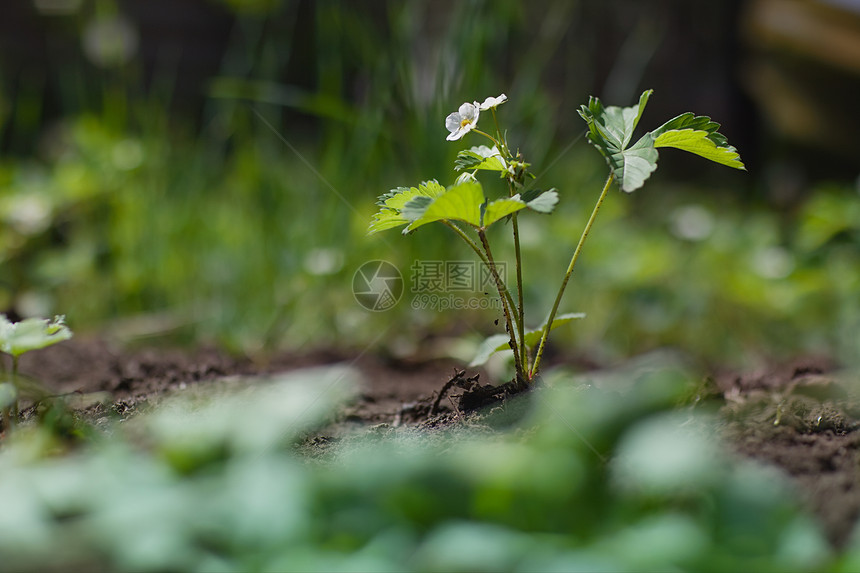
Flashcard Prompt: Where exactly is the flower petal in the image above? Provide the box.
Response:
[445,112,461,134]
[479,93,507,110]
[446,127,466,141]
[458,102,479,122]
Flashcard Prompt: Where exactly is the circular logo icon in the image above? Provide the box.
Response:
[352,260,403,311]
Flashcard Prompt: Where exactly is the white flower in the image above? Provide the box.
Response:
[479,93,507,111]
[445,102,480,141]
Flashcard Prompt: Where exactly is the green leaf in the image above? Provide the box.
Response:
[612,134,659,193]
[482,197,527,227]
[0,315,73,358]
[578,90,658,193]
[631,90,653,135]
[400,196,435,221]
[522,312,586,348]
[469,334,512,368]
[470,188,561,230]
[579,91,744,192]
[368,209,409,234]
[522,189,559,213]
[469,312,585,367]
[651,113,723,144]
[455,146,509,173]
[454,151,482,171]
[579,90,652,152]
[405,181,485,232]
[368,180,447,235]
[651,113,745,170]
[376,181,446,209]
[603,89,652,148]
[370,180,489,234]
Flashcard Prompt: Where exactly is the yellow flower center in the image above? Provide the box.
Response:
[460,118,472,128]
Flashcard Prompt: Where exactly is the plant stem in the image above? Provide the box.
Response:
[0,355,6,433]
[529,173,614,378]
[443,220,488,263]
[511,212,527,373]
[8,355,18,429]
[442,221,519,327]
[490,109,510,158]
[472,129,499,148]
[479,229,525,384]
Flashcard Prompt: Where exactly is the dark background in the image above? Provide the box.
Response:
[3,1,858,179]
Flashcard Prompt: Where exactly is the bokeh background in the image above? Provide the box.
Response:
[1,0,859,368]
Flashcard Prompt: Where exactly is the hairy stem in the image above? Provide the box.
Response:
[8,355,18,429]
[1,355,6,433]
[442,220,488,263]
[472,128,500,148]
[479,230,525,383]
[530,173,613,378]
[511,212,527,373]
[490,109,510,158]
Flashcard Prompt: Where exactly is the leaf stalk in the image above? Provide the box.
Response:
[529,173,613,378]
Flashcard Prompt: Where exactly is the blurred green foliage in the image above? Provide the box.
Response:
[0,364,841,571]
[0,0,858,368]
[1,4,858,570]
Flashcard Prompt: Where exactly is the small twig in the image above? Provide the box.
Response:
[432,369,481,414]
[432,369,466,414]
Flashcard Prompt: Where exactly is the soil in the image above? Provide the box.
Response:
[715,361,860,548]
[5,338,467,427]
[5,338,860,548]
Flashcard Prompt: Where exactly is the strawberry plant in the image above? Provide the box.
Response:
[0,315,73,430]
[370,90,744,386]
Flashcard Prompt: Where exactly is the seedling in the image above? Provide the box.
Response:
[369,90,744,386]
[0,314,73,429]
